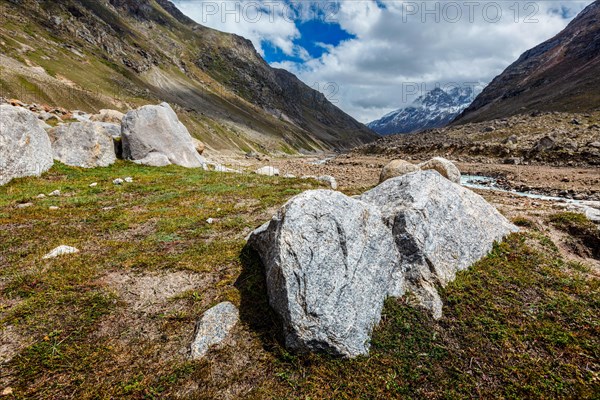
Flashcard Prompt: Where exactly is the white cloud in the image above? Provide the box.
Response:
[173,0,301,57]
[173,1,594,123]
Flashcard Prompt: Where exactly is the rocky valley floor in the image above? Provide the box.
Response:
[1,159,599,399]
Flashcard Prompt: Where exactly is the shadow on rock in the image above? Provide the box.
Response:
[235,245,285,352]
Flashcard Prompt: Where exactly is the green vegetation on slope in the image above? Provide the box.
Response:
[1,164,598,398]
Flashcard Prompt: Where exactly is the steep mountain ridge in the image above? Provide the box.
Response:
[0,0,377,153]
[368,87,474,135]
[455,0,600,124]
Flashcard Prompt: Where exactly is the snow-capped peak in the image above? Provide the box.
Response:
[368,86,476,135]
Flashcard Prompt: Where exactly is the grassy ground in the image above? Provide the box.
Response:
[1,163,598,399]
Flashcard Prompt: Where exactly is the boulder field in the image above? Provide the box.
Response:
[0,102,209,186]
[248,170,518,357]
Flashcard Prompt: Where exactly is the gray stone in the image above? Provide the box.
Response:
[418,157,461,184]
[317,175,338,190]
[122,103,206,168]
[190,302,239,360]
[0,105,54,186]
[43,245,79,259]
[89,109,124,124]
[533,136,555,152]
[255,166,280,176]
[192,138,205,155]
[133,152,171,167]
[248,190,401,357]
[113,178,124,185]
[359,171,518,319]
[380,159,419,183]
[48,122,116,168]
[48,190,61,197]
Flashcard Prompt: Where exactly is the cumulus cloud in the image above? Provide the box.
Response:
[174,0,594,123]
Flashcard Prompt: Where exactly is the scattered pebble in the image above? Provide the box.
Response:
[206,218,215,224]
[48,190,61,197]
[43,245,79,259]
[124,177,133,183]
[36,193,46,199]
[89,182,98,187]
[113,178,124,185]
[49,206,60,210]
[16,203,33,209]
[1,387,13,396]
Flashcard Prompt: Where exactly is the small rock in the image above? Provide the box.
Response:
[533,136,555,152]
[36,194,46,199]
[206,218,214,224]
[255,166,280,176]
[379,159,419,183]
[561,177,570,182]
[2,387,14,396]
[418,157,461,184]
[89,182,98,187]
[190,302,239,360]
[317,175,338,190]
[113,178,124,185]
[192,138,205,155]
[16,203,33,209]
[48,190,61,197]
[89,109,124,124]
[49,206,59,210]
[283,174,296,179]
[43,245,79,259]
[124,177,133,183]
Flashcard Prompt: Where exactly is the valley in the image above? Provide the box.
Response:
[1,0,599,399]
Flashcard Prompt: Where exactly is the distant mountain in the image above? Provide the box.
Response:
[368,87,474,135]
[0,0,377,153]
[455,0,600,124]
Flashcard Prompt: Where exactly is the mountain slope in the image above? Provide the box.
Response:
[368,87,474,135]
[455,0,600,124]
[0,0,377,153]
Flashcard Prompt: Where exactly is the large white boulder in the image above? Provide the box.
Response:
[248,190,401,357]
[0,105,53,185]
[121,103,206,168]
[48,122,116,168]
[360,171,518,318]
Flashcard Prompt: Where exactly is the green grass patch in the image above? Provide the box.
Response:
[1,163,598,398]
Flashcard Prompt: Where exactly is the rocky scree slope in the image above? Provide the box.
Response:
[368,87,474,135]
[0,0,377,153]
[357,111,600,168]
[455,0,600,124]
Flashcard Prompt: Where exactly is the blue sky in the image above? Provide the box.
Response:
[173,1,594,123]
[264,19,355,63]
